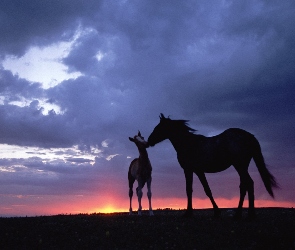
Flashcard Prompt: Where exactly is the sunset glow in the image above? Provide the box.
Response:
[73,198,295,214]
[1,193,294,217]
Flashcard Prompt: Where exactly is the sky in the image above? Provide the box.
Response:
[0,0,295,216]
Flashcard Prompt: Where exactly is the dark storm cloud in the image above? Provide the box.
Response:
[1,0,294,154]
[0,0,294,209]
[0,68,43,98]
[0,69,71,147]
[0,101,74,147]
[0,0,103,57]
[0,156,123,196]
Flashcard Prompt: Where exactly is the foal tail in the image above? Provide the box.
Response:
[253,140,279,198]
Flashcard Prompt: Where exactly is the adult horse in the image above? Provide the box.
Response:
[148,114,278,219]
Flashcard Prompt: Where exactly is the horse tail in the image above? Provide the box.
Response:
[252,139,279,198]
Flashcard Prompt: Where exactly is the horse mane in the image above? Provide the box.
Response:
[160,114,197,134]
[170,119,197,134]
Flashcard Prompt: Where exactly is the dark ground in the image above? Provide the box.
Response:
[0,208,294,249]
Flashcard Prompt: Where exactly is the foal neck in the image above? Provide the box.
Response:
[137,147,151,174]
[138,147,148,159]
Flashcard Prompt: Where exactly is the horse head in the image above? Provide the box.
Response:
[148,113,171,146]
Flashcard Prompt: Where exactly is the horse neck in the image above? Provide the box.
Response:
[168,131,193,152]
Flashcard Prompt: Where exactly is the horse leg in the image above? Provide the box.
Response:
[128,173,135,215]
[234,181,247,220]
[246,174,255,219]
[147,177,154,216]
[235,169,255,219]
[197,172,220,218]
[184,169,193,217]
[136,183,143,216]
[234,167,247,219]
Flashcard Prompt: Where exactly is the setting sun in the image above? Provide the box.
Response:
[91,205,126,214]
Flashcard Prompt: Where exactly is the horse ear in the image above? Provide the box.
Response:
[138,130,141,136]
[160,113,165,119]
[129,137,135,142]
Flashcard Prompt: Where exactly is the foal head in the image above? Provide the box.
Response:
[129,131,149,149]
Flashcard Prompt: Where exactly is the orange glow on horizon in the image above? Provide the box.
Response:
[90,205,128,214]
[1,194,294,217]
[93,197,295,214]
[93,206,118,214]
[89,197,295,214]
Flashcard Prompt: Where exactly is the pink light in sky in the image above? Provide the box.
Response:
[1,193,294,217]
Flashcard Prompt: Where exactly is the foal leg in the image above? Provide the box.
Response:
[184,169,194,217]
[197,172,220,218]
[136,182,143,216]
[128,173,135,215]
[147,177,154,216]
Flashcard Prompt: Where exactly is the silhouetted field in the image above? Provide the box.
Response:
[0,208,294,249]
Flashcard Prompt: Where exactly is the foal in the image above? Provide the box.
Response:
[128,131,153,216]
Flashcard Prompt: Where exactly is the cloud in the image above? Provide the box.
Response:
[3,42,82,88]
[0,0,103,57]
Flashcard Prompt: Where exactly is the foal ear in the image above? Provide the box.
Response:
[138,130,141,136]
[160,113,165,119]
[129,137,135,142]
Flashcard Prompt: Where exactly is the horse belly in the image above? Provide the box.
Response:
[193,152,232,173]
[203,162,231,173]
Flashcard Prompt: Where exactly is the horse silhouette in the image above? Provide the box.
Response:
[128,131,154,216]
[148,114,278,219]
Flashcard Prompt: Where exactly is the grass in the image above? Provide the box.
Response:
[0,208,294,249]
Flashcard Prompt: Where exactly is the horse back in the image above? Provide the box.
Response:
[219,128,257,152]
[207,128,257,167]
[178,128,258,173]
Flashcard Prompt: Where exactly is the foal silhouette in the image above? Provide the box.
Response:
[128,131,153,216]
[148,114,278,219]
